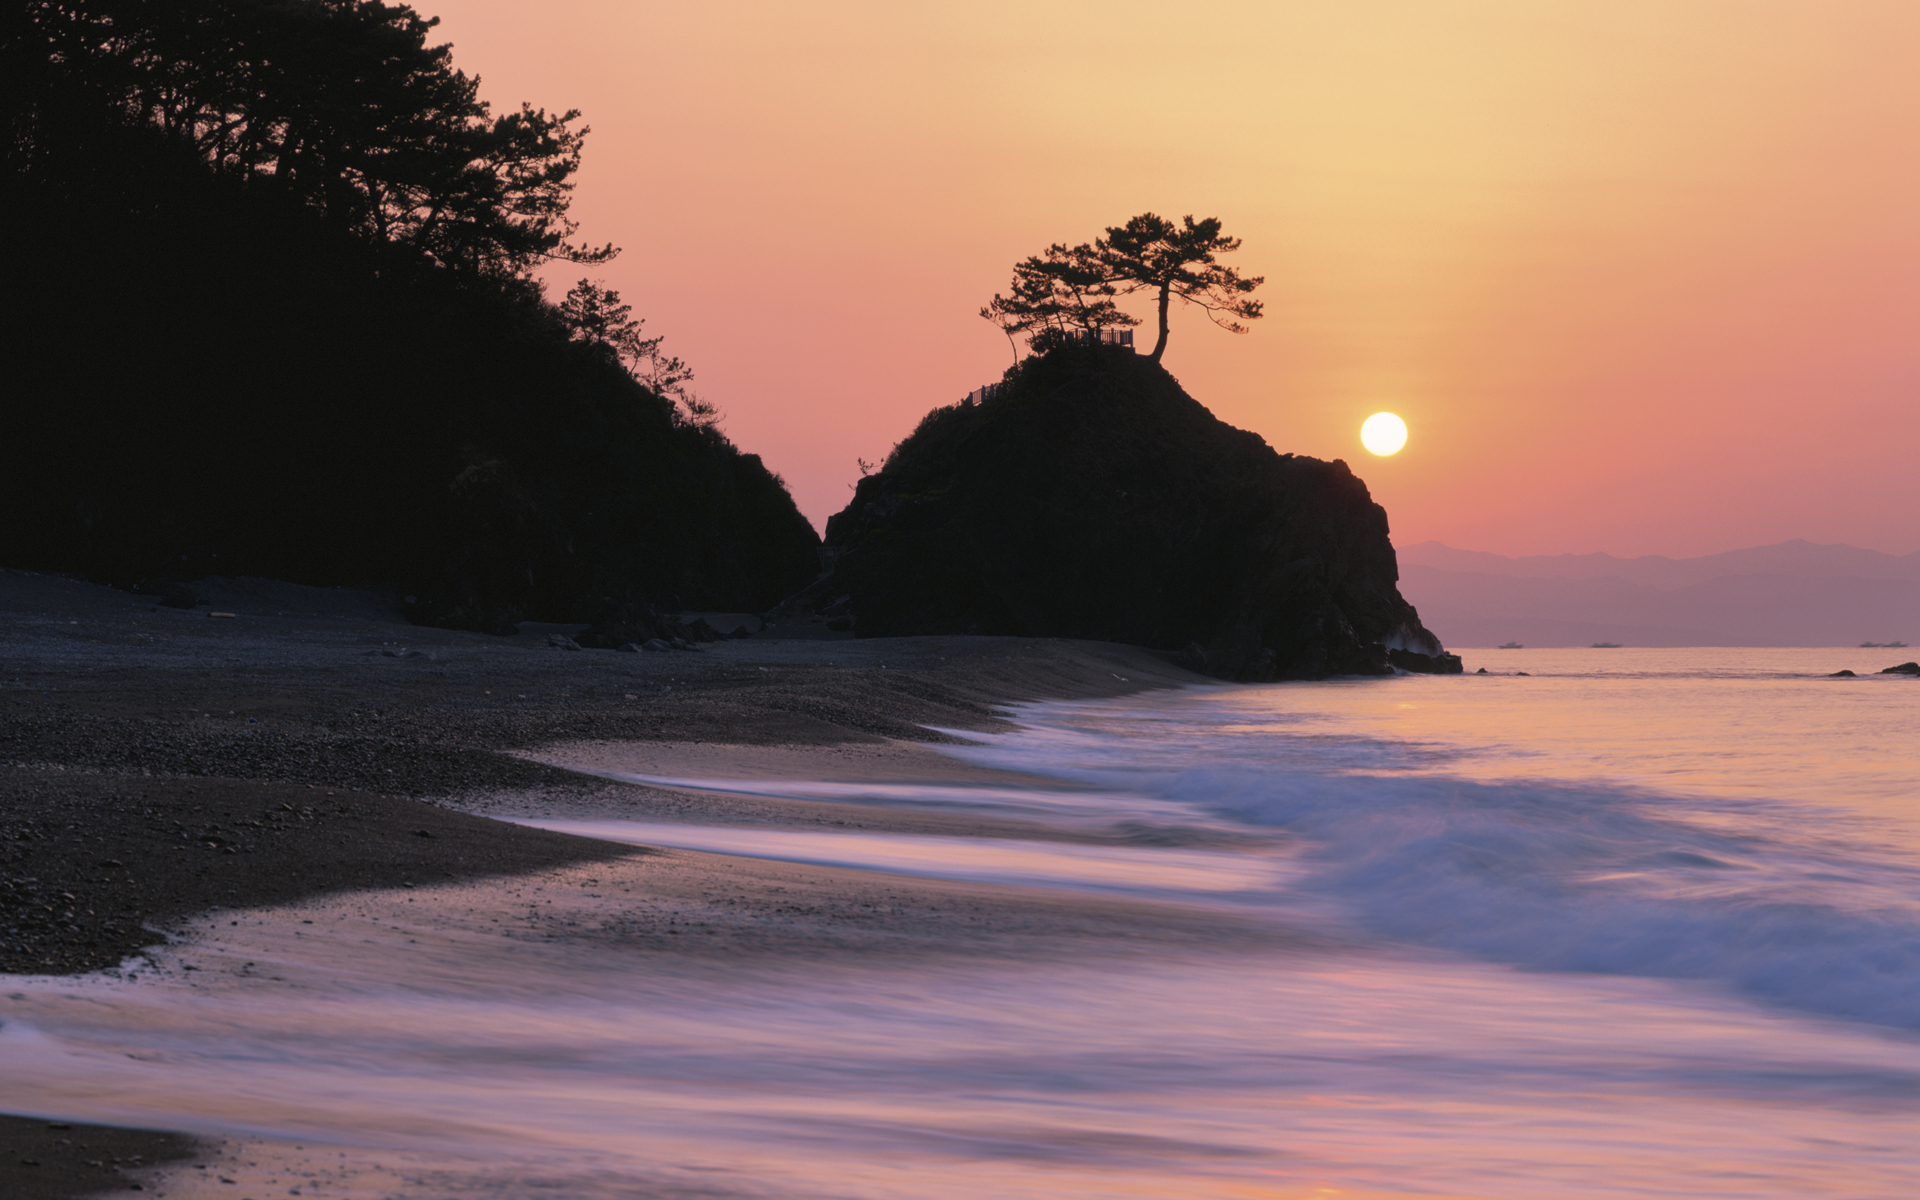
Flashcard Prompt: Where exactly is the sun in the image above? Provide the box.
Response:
[1360,412,1407,456]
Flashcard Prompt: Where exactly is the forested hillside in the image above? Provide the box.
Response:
[0,0,819,632]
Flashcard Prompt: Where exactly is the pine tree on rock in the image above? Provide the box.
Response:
[981,214,1261,363]
[1096,214,1263,363]
[979,242,1139,357]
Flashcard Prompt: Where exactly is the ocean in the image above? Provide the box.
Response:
[5,648,1918,1197]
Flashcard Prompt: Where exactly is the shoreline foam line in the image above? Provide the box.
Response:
[506,818,1291,900]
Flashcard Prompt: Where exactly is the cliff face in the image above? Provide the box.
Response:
[795,347,1457,680]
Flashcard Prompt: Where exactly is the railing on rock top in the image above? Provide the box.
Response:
[963,328,1135,405]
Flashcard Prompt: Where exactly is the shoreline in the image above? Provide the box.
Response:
[1,569,1210,1197]
[5,841,1306,1199]
[2,567,1205,975]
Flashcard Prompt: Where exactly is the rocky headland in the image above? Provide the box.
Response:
[778,346,1458,680]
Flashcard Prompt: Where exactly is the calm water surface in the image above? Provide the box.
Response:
[5,648,1918,1198]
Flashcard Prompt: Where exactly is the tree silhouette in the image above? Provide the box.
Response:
[979,242,1139,358]
[2,0,821,628]
[561,279,664,373]
[980,215,1260,363]
[1096,214,1262,363]
[18,0,614,279]
[560,279,718,429]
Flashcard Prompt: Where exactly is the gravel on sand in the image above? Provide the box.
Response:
[0,1115,192,1200]
[0,568,1206,1197]
[2,567,1198,974]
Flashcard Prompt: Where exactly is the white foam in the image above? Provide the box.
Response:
[510,818,1291,899]
[10,919,1920,1199]
[930,656,1920,1028]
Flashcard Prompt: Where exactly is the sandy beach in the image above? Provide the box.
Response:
[0,568,1216,1198]
[13,572,1920,1200]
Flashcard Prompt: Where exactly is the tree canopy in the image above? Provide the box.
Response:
[979,242,1138,359]
[1098,214,1262,363]
[1,0,820,629]
[980,213,1262,364]
[10,0,613,279]
[560,279,721,433]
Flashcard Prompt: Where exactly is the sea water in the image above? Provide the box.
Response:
[4,648,1919,1198]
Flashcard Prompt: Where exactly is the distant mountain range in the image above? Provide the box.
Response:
[1396,539,1919,648]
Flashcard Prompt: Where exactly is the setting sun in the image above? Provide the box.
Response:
[1361,412,1407,456]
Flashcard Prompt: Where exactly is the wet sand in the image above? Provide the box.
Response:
[5,842,1302,1199]
[0,568,1209,1197]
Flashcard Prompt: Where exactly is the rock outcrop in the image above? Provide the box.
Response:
[782,346,1457,680]
[572,606,738,650]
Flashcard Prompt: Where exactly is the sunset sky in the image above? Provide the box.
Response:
[427,0,1918,558]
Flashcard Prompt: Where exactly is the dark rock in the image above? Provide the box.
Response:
[571,596,665,648]
[641,639,672,652]
[545,634,581,651]
[1881,661,1920,675]
[1388,647,1464,675]
[616,642,642,653]
[576,621,660,649]
[775,346,1452,681]
[577,608,727,649]
[405,591,517,636]
[826,617,853,632]
[1476,667,1488,674]
[121,576,205,609]
[1516,671,1531,676]
[1830,669,1857,677]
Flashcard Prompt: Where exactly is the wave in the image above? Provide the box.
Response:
[946,700,1920,1030]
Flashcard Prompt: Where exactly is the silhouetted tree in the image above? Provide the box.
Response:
[16,0,613,279]
[1095,213,1262,363]
[2,0,820,627]
[980,241,1139,357]
[561,280,721,432]
[563,280,664,373]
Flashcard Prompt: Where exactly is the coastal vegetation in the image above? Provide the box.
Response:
[0,0,819,631]
[981,213,1264,363]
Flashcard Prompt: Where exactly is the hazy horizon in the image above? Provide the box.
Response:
[1394,537,1918,647]
[1394,536,1920,567]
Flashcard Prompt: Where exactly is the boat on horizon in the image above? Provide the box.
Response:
[1497,641,1523,649]
[1590,642,1622,648]
[1859,641,1909,648]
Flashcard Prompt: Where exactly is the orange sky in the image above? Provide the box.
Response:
[426,0,1918,557]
